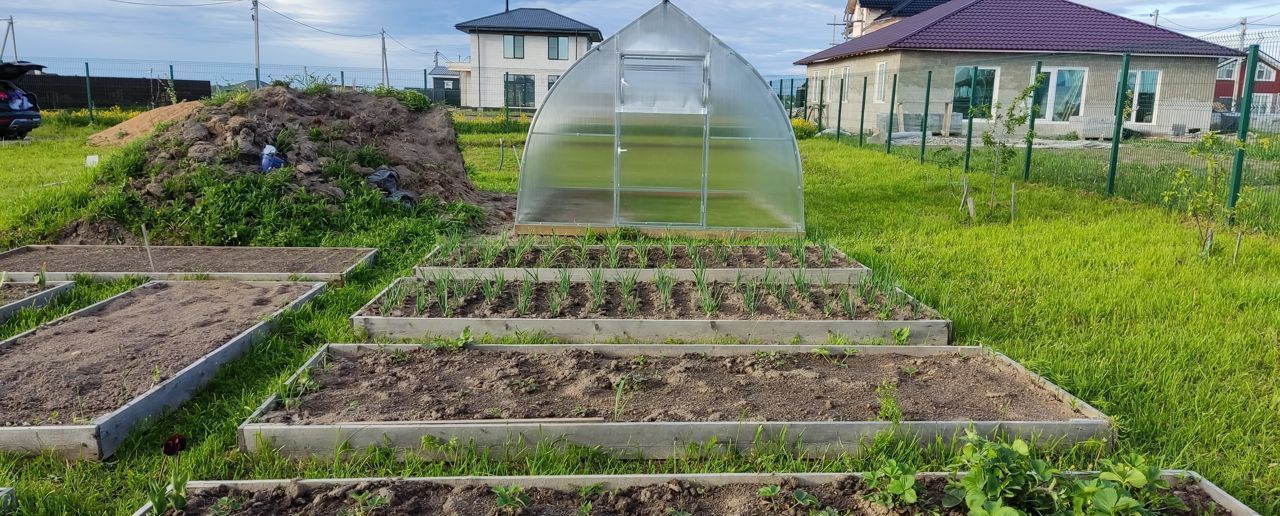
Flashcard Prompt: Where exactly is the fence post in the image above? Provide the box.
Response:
[168,64,175,84]
[885,73,898,154]
[963,65,977,172]
[836,78,846,143]
[1107,53,1131,196]
[920,70,932,164]
[817,80,826,132]
[424,69,429,94]
[777,79,783,106]
[1229,44,1260,213]
[858,76,868,147]
[340,70,345,87]
[1024,60,1042,180]
[789,79,795,119]
[84,62,94,123]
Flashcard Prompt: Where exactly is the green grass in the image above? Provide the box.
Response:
[0,126,107,232]
[1,130,1278,514]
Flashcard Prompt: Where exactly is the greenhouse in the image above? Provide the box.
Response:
[515,1,805,236]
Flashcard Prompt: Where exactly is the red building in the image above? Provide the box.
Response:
[1215,52,1280,113]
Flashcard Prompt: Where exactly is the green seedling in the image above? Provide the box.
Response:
[758,484,782,500]
[741,280,761,314]
[492,485,530,514]
[654,271,675,310]
[893,327,912,345]
[866,459,919,507]
[792,489,820,508]
[618,271,639,315]
[515,275,534,317]
[876,381,902,424]
[588,268,604,312]
[348,491,389,516]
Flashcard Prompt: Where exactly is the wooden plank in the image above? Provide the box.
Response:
[414,266,870,284]
[0,281,326,460]
[129,471,1261,516]
[0,281,73,324]
[239,344,1108,460]
[354,314,951,345]
[93,282,326,459]
[0,246,377,283]
[513,224,804,238]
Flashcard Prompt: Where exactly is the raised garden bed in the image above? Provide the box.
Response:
[0,280,325,460]
[0,281,73,323]
[0,245,377,282]
[130,472,1258,516]
[416,242,870,283]
[239,344,1109,459]
[355,275,950,344]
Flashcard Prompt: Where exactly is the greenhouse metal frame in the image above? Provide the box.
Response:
[515,1,806,236]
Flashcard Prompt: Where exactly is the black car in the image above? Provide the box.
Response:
[0,61,45,139]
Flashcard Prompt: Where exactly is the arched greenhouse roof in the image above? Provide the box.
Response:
[515,1,805,236]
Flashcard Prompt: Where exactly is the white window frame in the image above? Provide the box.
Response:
[954,65,1000,120]
[1258,64,1277,82]
[1253,93,1275,114]
[548,36,570,60]
[841,67,850,103]
[1127,69,1161,124]
[1217,60,1237,80]
[1031,67,1088,123]
[874,62,888,103]
[826,69,835,101]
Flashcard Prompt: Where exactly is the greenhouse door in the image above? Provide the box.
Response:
[617,55,708,226]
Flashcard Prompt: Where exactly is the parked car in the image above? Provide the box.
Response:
[0,61,45,139]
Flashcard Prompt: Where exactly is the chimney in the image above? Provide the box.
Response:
[505,0,510,11]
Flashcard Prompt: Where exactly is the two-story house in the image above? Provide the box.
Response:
[449,7,603,110]
[843,0,949,38]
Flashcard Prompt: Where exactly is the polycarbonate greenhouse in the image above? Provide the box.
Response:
[515,1,805,236]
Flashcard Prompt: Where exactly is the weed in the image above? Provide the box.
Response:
[346,491,388,516]
[876,381,902,424]
[892,327,911,345]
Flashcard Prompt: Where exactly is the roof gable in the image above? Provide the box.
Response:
[455,8,603,42]
[879,0,952,19]
[799,0,1241,65]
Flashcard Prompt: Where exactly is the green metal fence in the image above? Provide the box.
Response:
[774,45,1280,234]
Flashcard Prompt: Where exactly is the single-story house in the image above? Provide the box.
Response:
[797,0,1242,138]
[448,7,603,110]
[1214,52,1280,113]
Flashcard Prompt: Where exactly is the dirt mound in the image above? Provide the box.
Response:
[87,101,202,146]
[131,86,511,227]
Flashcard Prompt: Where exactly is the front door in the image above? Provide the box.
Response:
[617,55,707,226]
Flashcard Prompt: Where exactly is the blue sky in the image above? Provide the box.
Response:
[5,0,1279,77]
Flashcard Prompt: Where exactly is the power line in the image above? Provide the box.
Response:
[103,0,241,6]
[385,33,435,56]
[258,1,380,38]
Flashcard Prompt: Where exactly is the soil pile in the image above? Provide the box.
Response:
[128,86,510,223]
[86,101,202,146]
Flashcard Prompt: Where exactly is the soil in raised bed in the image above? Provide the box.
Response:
[170,476,1228,515]
[0,283,48,305]
[0,246,370,274]
[0,281,314,425]
[366,279,931,321]
[264,349,1080,424]
[429,244,856,269]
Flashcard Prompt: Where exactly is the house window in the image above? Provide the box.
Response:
[504,73,535,107]
[444,81,454,90]
[1031,67,1086,122]
[874,62,887,102]
[953,66,998,119]
[548,36,570,60]
[503,35,525,59]
[1217,60,1236,80]
[1254,93,1275,114]
[842,67,850,103]
[1126,70,1159,123]
[1259,65,1277,82]
[548,74,560,90]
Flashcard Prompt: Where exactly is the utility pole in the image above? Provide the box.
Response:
[1150,9,1159,26]
[826,15,843,46]
[380,28,389,86]
[1,16,18,61]
[251,0,260,88]
[1233,17,1247,109]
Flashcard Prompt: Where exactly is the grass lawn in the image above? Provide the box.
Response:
[0,126,109,233]
[0,130,1276,514]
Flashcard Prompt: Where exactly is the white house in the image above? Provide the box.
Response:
[448,7,603,110]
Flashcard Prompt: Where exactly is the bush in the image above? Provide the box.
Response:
[371,85,431,112]
[792,118,818,140]
[41,107,143,128]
